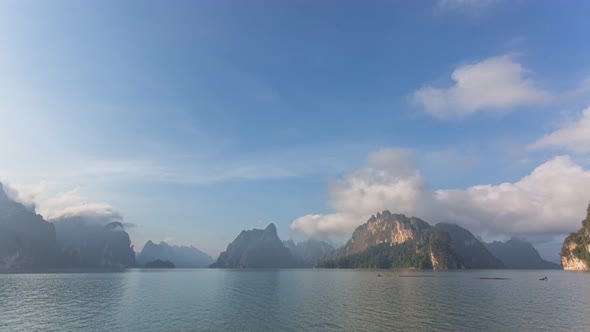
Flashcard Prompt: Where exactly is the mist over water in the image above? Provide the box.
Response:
[1,269,589,331]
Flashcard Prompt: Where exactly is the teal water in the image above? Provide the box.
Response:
[1,269,589,331]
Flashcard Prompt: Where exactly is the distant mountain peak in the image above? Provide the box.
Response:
[211,223,296,268]
[264,223,277,233]
[485,237,560,269]
[137,240,213,268]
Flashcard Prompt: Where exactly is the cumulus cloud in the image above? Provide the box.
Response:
[412,55,551,118]
[291,148,434,238]
[291,213,359,238]
[530,106,590,153]
[434,155,590,235]
[290,149,590,242]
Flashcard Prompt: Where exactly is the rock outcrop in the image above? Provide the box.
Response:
[211,223,296,268]
[561,203,590,271]
[341,212,431,255]
[319,211,465,270]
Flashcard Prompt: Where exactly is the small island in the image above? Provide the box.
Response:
[144,259,175,268]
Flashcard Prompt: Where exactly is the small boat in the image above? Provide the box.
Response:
[377,273,383,277]
[540,276,548,281]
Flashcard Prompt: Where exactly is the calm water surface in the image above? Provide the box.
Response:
[1,269,589,331]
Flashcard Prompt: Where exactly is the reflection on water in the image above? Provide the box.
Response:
[1,269,589,331]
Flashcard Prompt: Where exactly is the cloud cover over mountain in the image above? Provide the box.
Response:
[290,148,590,261]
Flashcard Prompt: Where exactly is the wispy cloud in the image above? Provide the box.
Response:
[412,54,551,118]
[1,181,123,222]
[530,106,590,153]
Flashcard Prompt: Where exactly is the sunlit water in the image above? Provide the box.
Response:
[1,269,589,331]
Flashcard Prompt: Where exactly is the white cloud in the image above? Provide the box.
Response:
[291,213,359,238]
[435,155,590,235]
[290,148,435,238]
[48,204,122,223]
[412,55,551,118]
[530,106,590,153]
[290,150,590,242]
[1,181,122,223]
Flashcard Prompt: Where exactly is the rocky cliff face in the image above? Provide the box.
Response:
[211,223,296,268]
[342,211,431,255]
[0,183,59,269]
[321,211,463,270]
[137,241,213,268]
[561,203,590,271]
[562,242,588,270]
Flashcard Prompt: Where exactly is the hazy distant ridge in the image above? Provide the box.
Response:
[137,241,213,268]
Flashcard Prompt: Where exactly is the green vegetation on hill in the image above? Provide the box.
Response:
[318,212,466,270]
[318,241,434,269]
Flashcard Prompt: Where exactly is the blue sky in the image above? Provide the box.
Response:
[1,0,590,261]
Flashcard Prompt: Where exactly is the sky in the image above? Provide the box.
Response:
[1,0,590,262]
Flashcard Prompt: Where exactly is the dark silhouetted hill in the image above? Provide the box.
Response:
[486,237,561,269]
[53,217,136,268]
[284,239,334,267]
[211,223,296,268]
[435,223,504,269]
[0,183,59,269]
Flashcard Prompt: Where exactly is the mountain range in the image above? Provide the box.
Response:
[486,238,561,269]
[137,240,213,268]
[212,211,561,270]
[0,182,135,269]
[1,181,562,270]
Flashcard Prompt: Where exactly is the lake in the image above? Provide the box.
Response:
[1,269,589,331]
